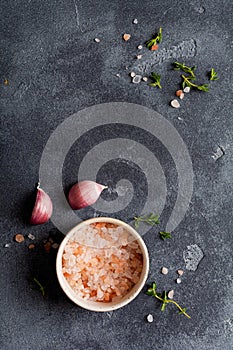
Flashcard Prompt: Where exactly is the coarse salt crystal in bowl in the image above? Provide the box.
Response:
[56,217,149,312]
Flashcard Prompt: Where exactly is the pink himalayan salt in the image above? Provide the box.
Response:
[62,222,143,302]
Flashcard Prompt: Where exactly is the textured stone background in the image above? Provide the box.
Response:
[0,0,233,349]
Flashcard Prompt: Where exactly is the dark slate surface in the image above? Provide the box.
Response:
[0,0,233,349]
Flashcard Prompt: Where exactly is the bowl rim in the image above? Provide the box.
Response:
[56,217,149,312]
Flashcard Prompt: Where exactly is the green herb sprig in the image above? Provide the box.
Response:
[134,213,160,229]
[181,74,209,91]
[173,61,209,92]
[33,278,45,297]
[209,68,219,81]
[146,282,191,318]
[148,72,162,89]
[173,62,196,79]
[179,307,187,314]
[159,231,171,240]
[146,27,162,48]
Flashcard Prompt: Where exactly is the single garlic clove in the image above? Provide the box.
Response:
[30,186,53,225]
[68,180,107,210]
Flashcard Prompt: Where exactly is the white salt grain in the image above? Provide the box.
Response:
[137,55,142,60]
[142,77,148,82]
[28,233,35,240]
[179,92,185,99]
[132,75,142,84]
[137,45,143,50]
[183,86,190,93]
[161,267,168,275]
[147,314,154,323]
[4,243,10,248]
[171,99,180,108]
[176,278,182,284]
[168,290,174,299]
[177,269,184,276]
[130,72,136,77]
[133,19,138,24]
[116,73,120,77]
[94,38,100,43]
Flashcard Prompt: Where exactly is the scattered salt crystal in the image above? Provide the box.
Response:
[161,267,168,275]
[116,73,120,77]
[14,234,24,243]
[175,90,185,99]
[4,243,10,248]
[52,243,59,249]
[183,86,191,93]
[177,116,183,120]
[132,75,142,84]
[168,290,174,299]
[123,33,131,41]
[212,146,225,161]
[175,90,183,97]
[171,99,180,108]
[94,38,100,42]
[137,45,143,50]
[142,77,148,82]
[177,269,184,276]
[137,55,142,59]
[133,19,138,24]
[147,314,154,323]
[28,233,35,240]
[176,278,182,284]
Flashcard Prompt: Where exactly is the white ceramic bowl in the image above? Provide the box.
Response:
[56,217,149,312]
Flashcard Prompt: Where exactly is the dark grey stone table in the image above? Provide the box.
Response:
[1,0,232,349]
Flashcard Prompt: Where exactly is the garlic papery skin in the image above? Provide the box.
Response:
[68,181,108,210]
[30,186,53,225]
